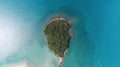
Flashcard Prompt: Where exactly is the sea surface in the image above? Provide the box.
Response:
[0,0,120,67]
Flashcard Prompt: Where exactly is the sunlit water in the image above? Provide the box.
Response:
[0,0,120,67]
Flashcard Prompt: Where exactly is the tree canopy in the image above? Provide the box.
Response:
[44,19,71,57]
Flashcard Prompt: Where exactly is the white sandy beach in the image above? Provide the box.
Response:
[2,61,28,67]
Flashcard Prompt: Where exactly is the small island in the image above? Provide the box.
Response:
[44,17,72,63]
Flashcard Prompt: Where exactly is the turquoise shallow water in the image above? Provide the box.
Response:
[0,0,120,67]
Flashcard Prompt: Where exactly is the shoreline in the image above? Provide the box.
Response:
[45,16,74,64]
[58,50,67,64]
[47,16,73,26]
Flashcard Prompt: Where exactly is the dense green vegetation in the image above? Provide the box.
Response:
[44,19,71,57]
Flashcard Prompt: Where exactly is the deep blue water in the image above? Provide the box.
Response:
[0,0,120,67]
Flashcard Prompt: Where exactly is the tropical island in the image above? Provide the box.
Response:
[44,17,72,63]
